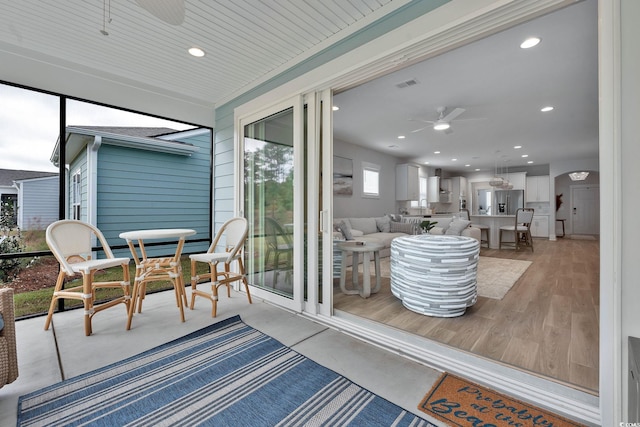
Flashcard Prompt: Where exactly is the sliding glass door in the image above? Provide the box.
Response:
[241,97,303,311]
[239,92,332,313]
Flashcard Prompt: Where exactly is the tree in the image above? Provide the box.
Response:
[0,200,25,282]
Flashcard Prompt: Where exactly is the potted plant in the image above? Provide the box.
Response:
[420,220,438,234]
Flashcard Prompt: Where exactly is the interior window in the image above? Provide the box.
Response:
[362,162,380,198]
[410,176,428,208]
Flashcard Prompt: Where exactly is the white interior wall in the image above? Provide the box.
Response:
[333,139,399,218]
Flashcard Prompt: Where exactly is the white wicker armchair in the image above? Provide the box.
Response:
[0,287,18,388]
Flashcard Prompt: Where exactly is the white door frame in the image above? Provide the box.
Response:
[235,95,305,313]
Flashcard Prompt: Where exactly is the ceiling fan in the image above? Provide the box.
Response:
[136,0,185,25]
[410,106,467,134]
[100,0,185,35]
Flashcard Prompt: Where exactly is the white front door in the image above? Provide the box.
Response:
[571,184,600,235]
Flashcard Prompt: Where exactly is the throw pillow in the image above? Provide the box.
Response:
[338,221,354,240]
[445,218,472,235]
[375,216,391,232]
[390,221,415,234]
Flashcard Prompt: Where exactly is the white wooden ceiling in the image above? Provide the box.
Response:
[0,0,599,173]
[333,0,599,172]
[0,0,402,106]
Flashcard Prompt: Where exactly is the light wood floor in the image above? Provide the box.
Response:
[333,236,600,394]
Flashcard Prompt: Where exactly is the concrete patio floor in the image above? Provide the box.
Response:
[0,287,445,426]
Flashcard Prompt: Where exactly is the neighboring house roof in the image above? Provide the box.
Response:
[0,169,58,187]
[50,126,202,166]
[67,126,180,138]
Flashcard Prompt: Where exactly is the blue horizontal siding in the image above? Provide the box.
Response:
[96,131,211,258]
[20,177,59,230]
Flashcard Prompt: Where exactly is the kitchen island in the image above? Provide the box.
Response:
[470,215,516,249]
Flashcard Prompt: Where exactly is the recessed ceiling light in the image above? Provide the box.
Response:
[397,135,405,139]
[514,145,522,149]
[522,154,529,158]
[424,161,429,165]
[434,151,440,154]
[188,47,205,57]
[527,161,534,164]
[541,106,554,112]
[465,164,471,167]
[475,168,481,171]
[332,106,339,111]
[451,158,457,161]
[520,37,541,49]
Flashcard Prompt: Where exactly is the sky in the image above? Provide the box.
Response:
[0,83,194,172]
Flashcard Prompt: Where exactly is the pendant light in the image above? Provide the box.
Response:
[489,153,505,187]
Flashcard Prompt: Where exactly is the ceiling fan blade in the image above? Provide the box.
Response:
[136,0,185,25]
[442,107,465,122]
[409,118,435,124]
[411,126,428,133]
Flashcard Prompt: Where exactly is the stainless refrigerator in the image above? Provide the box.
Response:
[494,190,524,215]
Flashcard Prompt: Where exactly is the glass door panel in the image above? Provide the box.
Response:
[243,107,296,300]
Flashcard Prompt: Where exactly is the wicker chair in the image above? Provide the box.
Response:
[0,287,18,388]
[45,220,131,336]
[189,217,252,317]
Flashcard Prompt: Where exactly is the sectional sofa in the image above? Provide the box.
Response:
[333,215,480,266]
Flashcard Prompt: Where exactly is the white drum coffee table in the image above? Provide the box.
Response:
[390,234,480,317]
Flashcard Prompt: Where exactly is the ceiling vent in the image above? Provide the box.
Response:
[395,79,419,89]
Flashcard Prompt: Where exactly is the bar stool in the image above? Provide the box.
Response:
[475,224,490,248]
[556,219,566,238]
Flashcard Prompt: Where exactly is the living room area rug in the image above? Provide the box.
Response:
[18,315,436,427]
[358,256,531,300]
[418,372,586,427]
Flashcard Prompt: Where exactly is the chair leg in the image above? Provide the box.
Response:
[189,259,197,310]
[82,273,93,336]
[44,270,66,331]
[499,230,503,249]
[211,283,219,318]
[238,258,252,304]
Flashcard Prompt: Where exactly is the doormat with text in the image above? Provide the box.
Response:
[418,372,586,427]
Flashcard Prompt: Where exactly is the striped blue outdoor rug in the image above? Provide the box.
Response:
[18,315,435,426]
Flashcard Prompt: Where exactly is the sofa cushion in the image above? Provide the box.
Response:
[375,216,391,233]
[349,217,378,235]
[445,218,472,235]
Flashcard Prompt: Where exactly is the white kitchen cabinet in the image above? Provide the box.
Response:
[450,176,468,202]
[531,215,549,237]
[526,175,550,202]
[499,171,526,190]
[427,176,451,203]
[396,164,420,200]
